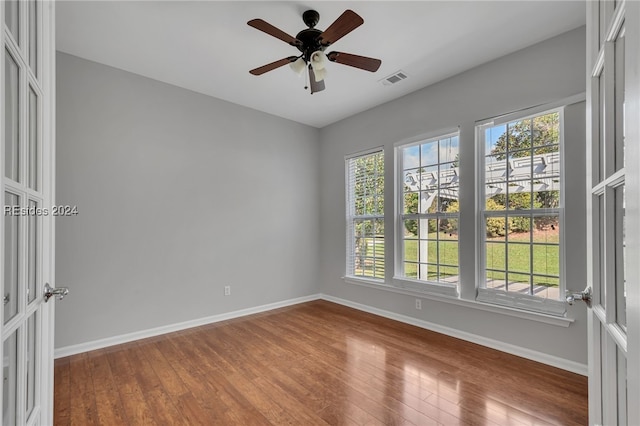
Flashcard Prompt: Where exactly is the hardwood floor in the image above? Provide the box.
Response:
[54,300,587,425]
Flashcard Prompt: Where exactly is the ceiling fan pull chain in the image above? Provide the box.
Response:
[304,65,309,90]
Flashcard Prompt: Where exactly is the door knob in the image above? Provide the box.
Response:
[566,287,592,308]
[44,283,69,302]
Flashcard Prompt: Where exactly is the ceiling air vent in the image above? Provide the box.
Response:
[380,70,408,86]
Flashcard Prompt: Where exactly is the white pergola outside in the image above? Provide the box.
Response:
[402,151,560,294]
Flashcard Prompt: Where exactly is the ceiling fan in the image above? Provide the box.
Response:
[247,9,382,94]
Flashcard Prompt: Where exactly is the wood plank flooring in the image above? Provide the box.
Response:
[54,300,588,425]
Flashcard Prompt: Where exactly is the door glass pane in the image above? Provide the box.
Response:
[4,192,20,324]
[598,194,606,306]
[614,30,625,171]
[617,345,627,426]
[5,50,20,182]
[5,0,19,43]
[598,71,606,181]
[26,312,37,419]
[615,185,626,329]
[28,87,38,190]
[29,0,38,76]
[2,330,18,426]
[27,200,38,304]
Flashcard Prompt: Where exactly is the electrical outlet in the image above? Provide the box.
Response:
[415,299,422,310]
[224,286,231,296]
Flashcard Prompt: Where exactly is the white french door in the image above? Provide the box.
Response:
[1,1,55,425]
[586,1,640,425]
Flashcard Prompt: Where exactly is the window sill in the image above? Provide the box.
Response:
[342,277,574,327]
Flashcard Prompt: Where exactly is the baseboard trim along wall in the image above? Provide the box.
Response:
[54,293,588,376]
[320,294,588,376]
[53,294,321,359]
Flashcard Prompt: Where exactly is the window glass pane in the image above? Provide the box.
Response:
[532,244,559,277]
[533,216,559,242]
[5,0,19,43]
[3,330,18,426]
[403,145,419,169]
[486,271,506,290]
[485,215,507,238]
[486,242,505,271]
[404,240,418,263]
[419,191,435,214]
[532,113,560,147]
[403,192,418,214]
[438,240,458,267]
[4,192,20,324]
[506,119,532,153]
[506,272,531,294]
[420,141,438,166]
[485,124,506,155]
[507,242,531,275]
[403,219,418,239]
[29,87,39,190]
[28,200,38,303]
[404,262,418,279]
[420,165,438,191]
[403,169,420,192]
[508,215,532,235]
[439,266,458,283]
[5,50,20,182]
[439,136,459,164]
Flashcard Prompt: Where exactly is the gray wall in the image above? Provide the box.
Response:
[318,27,588,364]
[55,53,320,348]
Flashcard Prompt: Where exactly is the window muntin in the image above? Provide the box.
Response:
[346,150,384,280]
[480,110,562,302]
[398,133,459,286]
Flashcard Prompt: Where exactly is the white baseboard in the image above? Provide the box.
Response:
[53,294,321,359]
[319,294,588,376]
[54,292,587,377]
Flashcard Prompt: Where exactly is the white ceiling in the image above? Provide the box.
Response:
[56,1,586,128]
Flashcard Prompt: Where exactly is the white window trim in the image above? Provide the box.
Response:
[345,147,385,282]
[476,107,567,316]
[393,130,460,296]
[343,275,573,327]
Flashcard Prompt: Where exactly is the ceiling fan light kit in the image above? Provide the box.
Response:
[248,9,382,94]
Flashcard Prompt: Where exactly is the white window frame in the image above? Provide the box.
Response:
[393,131,460,297]
[476,107,567,316]
[345,147,385,282]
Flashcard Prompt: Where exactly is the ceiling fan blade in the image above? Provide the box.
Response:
[249,57,297,76]
[327,52,382,72]
[247,19,301,46]
[309,67,325,94]
[318,10,363,46]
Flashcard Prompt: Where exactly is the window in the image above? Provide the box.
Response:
[346,149,384,280]
[396,132,459,292]
[477,110,564,313]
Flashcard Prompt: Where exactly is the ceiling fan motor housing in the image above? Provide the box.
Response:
[295,28,325,61]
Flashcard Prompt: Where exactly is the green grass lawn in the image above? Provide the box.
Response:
[357,230,560,287]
